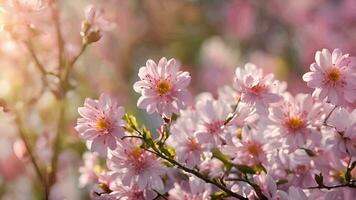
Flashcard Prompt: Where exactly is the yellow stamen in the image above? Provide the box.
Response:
[129,147,143,159]
[156,80,172,96]
[95,118,109,130]
[327,67,341,82]
[287,116,304,130]
[247,144,260,156]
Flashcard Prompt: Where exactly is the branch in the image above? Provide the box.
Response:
[323,105,337,125]
[49,1,65,69]
[15,114,49,199]
[307,183,356,190]
[142,147,248,200]
[48,98,65,187]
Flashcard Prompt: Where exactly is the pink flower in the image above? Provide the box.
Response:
[218,86,258,127]
[108,140,165,190]
[253,174,278,199]
[194,98,231,148]
[198,155,224,178]
[166,109,203,168]
[277,186,308,200]
[168,177,211,200]
[222,128,269,166]
[133,57,191,117]
[303,48,356,106]
[75,94,125,156]
[275,149,314,188]
[109,183,155,200]
[234,63,282,114]
[269,93,323,151]
[327,107,356,155]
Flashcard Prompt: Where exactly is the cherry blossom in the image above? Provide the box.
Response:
[75,94,125,156]
[133,57,192,117]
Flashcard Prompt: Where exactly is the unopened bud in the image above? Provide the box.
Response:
[82,29,102,44]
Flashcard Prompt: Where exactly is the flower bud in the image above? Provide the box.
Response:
[82,29,102,44]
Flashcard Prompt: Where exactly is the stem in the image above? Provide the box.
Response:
[62,44,87,84]
[143,148,248,200]
[323,105,337,125]
[25,41,46,75]
[226,178,268,200]
[48,97,65,187]
[153,190,168,200]
[308,183,356,190]
[15,115,49,199]
[50,1,65,69]
[69,44,87,67]
[25,40,58,98]
[121,135,143,140]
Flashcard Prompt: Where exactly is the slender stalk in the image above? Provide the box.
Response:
[62,44,87,85]
[25,41,46,75]
[153,190,168,200]
[69,44,87,68]
[308,183,356,190]
[142,147,248,200]
[48,94,65,187]
[25,41,58,97]
[323,105,337,125]
[49,1,65,69]
[15,115,49,200]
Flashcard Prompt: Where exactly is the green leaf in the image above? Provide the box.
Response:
[211,191,229,199]
[234,164,256,174]
[160,145,176,158]
[254,164,267,174]
[124,113,138,132]
[211,148,232,169]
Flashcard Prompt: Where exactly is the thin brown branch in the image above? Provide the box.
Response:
[48,98,65,187]
[307,183,356,190]
[49,0,65,69]
[142,147,248,200]
[323,105,337,125]
[15,114,49,199]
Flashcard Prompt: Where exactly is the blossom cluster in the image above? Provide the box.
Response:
[76,49,356,199]
[1,0,356,199]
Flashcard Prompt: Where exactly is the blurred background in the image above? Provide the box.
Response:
[0,0,356,199]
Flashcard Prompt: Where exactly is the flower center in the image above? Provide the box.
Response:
[205,120,224,134]
[187,137,200,151]
[295,165,308,174]
[95,118,110,132]
[286,116,304,130]
[156,80,172,96]
[246,142,262,156]
[249,84,267,95]
[327,67,341,82]
[129,147,143,159]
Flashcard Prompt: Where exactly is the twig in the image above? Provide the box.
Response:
[121,135,143,140]
[24,41,58,96]
[15,115,49,199]
[323,105,337,125]
[153,190,168,200]
[49,1,65,69]
[307,183,356,190]
[142,147,248,200]
[48,98,65,187]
